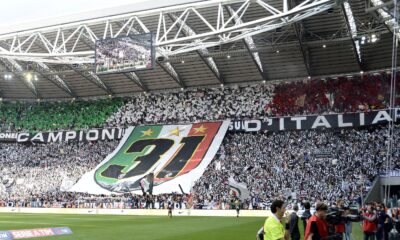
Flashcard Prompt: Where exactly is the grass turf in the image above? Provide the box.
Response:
[0,213,364,240]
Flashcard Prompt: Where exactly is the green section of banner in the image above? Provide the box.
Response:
[94,126,162,186]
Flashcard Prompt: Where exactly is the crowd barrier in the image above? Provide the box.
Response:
[0,207,272,217]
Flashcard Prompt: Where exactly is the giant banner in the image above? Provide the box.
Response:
[69,121,230,194]
[230,108,400,132]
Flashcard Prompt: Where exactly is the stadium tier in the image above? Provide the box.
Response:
[0,73,399,132]
[1,125,399,210]
[0,75,399,211]
[1,0,400,239]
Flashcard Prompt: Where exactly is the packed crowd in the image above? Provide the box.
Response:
[0,124,399,210]
[108,73,400,128]
[0,98,124,132]
[0,192,190,210]
[0,140,119,198]
[0,73,399,133]
[107,83,273,126]
[192,125,400,210]
[96,37,152,72]
[267,74,400,116]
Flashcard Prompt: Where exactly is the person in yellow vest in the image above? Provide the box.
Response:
[264,200,289,240]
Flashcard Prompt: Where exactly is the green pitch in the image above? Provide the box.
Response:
[0,213,363,240]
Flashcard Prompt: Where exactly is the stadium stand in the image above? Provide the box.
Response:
[1,125,399,209]
[266,73,400,116]
[107,83,273,126]
[0,73,399,209]
[0,140,118,198]
[0,74,398,132]
[192,125,400,209]
[2,0,400,239]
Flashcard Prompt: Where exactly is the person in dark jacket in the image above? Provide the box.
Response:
[302,201,312,231]
[376,203,390,240]
[289,205,301,240]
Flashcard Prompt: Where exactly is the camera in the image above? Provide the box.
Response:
[325,206,362,225]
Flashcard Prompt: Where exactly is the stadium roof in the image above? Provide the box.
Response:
[0,0,200,35]
[0,0,396,100]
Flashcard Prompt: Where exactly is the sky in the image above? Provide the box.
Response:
[0,0,148,27]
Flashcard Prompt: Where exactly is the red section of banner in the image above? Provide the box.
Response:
[178,122,222,176]
[153,122,222,184]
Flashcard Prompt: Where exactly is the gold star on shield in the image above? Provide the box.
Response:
[169,127,183,137]
[141,128,154,137]
[193,124,207,134]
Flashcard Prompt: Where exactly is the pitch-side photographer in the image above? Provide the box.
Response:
[344,207,353,240]
[333,199,346,239]
[304,202,329,240]
[324,204,361,239]
[362,202,377,240]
